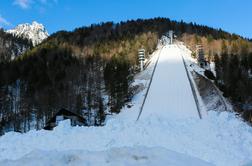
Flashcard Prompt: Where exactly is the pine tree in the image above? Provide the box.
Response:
[104,55,132,113]
[226,54,240,99]
[76,94,82,115]
[221,40,228,54]
[248,53,252,70]
[97,97,105,126]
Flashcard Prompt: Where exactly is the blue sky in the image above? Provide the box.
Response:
[0,0,251,38]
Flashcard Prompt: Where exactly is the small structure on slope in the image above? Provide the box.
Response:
[165,30,175,44]
[44,108,86,130]
[138,48,145,71]
[196,45,208,68]
[168,30,174,44]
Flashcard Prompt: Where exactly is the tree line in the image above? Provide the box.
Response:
[214,52,252,123]
[0,29,32,63]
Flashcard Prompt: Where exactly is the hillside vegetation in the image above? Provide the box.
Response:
[0,29,32,62]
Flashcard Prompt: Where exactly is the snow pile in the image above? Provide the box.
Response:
[7,21,49,46]
[0,44,252,166]
[0,110,252,166]
[0,146,212,166]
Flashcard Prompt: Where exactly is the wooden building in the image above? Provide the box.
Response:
[44,108,86,130]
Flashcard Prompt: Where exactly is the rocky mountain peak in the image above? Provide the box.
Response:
[7,21,49,46]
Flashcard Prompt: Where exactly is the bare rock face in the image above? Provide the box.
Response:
[7,21,49,46]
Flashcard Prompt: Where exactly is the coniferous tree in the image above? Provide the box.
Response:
[104,55,132,113]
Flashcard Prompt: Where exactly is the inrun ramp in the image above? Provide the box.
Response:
[138,45,200,120]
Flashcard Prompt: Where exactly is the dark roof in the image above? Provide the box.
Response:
[54,108,84,119]
[44,108,86,129]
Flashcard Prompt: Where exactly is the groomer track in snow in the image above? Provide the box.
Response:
[138,44,201,121]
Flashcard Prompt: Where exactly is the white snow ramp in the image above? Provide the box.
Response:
[139,45,199,120]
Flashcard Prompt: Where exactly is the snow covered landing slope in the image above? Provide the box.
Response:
[139,45,200,120]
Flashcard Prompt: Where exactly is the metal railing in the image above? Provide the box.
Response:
[181,48,202,119]
[136,46,164,121]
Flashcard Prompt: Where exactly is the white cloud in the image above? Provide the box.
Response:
[13,0,57,9]
[40,0,58,5]
[0,15,11,27]
[13,0,32,9]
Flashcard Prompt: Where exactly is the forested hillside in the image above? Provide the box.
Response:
[0,17,252,135]
[0,29,32,62]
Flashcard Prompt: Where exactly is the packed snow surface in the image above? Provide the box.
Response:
[139,45,199,120]
[0,44,252,166]
[0,146,212,166]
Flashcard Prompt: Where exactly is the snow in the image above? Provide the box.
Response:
[177,43,233,113]
[178,44,208,117]
[0,146,212,166]
[210,62,216,77]
[1,43,252,166]
[138,45,200,120]
[1,110,252,166]
[7,21,49,46]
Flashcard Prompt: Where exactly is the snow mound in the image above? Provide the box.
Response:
[0,147,212,166]
[0,111,252,166]
[7,21,49,46]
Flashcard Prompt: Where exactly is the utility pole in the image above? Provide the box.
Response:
[138,49,145,71]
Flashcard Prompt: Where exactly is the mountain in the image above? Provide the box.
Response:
[0,21,47,62]
[7,21,49,46]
